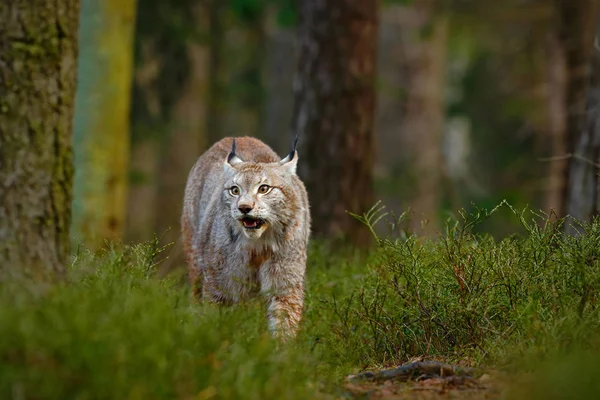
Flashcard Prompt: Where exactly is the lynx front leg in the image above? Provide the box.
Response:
[259,263,305,339]
[267,286,304,339]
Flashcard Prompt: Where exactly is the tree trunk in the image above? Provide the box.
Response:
[72,0,136,248]
[543,32,568,216]
[0,0,80,280]
[291,0,378,246]
[559,0,599,225]
[565,24,600,229]
[401,5,448,237]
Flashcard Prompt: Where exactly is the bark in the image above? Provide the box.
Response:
[559,0,599,224]
[72,0,136,248]
[401,5,448,237]
[291,0,378,246]
[0,0,80,280]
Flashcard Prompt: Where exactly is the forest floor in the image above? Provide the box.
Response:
[1,205,600,398]
[343,375,501,399]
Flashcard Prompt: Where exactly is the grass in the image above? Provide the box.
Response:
[2,202,600,398]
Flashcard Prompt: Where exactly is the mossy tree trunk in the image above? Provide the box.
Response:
[72,0,136,249]
[291,0,378,246]
[0,0,80,280]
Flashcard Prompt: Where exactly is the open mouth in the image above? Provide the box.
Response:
[241,217,265,230]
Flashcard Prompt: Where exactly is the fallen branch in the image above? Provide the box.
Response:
[347,360,479,383]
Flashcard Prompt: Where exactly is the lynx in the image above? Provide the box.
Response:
[181,136,310,338]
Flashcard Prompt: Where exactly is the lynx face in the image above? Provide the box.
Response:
[223,153,298,240]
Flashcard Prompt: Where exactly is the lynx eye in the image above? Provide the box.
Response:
[229,186,240,196]
[258,184,271,194]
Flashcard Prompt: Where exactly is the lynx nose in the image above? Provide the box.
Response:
[238,204,253,214]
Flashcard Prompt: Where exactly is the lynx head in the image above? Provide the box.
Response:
[222,138,299,240]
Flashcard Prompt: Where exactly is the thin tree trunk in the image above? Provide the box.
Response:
[402,6,448,237]
[0,0,80,280]
[565,24,600,228]
[543,32,568,216]
[559,0,599,224]
[72,0,136,248]
[291,0,378,246]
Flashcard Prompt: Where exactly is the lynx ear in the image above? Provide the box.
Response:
[224,138,244,172]
[278,133,299,175]
[279,150,298,175]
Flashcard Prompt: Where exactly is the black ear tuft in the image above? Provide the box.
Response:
[291,133,299,153]
[284,150,295,162]
[227,138,237,163]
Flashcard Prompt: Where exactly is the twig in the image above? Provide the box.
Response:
[538,153,600,169]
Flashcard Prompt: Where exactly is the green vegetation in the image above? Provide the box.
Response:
[2,203,600,398]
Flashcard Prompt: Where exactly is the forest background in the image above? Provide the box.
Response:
[70,0,600,268]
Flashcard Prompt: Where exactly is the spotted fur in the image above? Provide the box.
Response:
[181,137,310,338]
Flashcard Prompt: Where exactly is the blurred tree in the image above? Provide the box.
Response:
[264,2,297,153]
[229,0,267,140]
[291,0,378,246]
[72,0,137,248]
[127,0,210,269]
[399,2,448,236]
[565,22,600,230]
[207,0,228,144]
[559,0,599,222]
[543,28,568,215]
[0,0,80,279]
